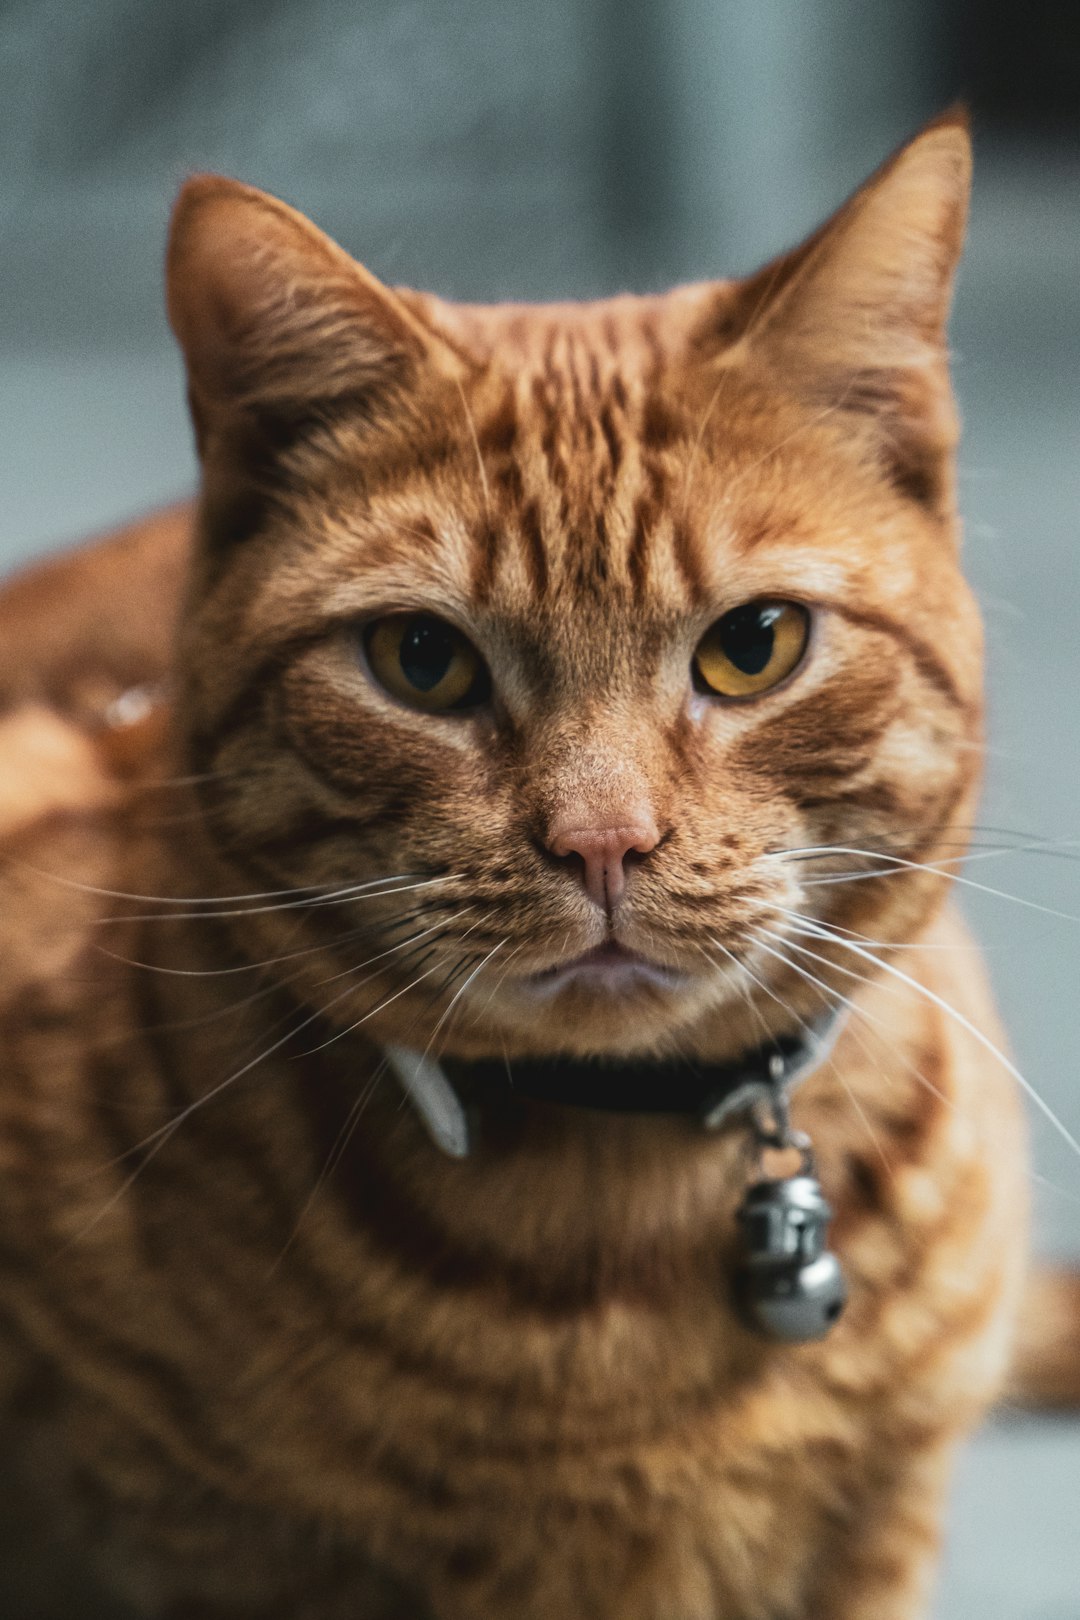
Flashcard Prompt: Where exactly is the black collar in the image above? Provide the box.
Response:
[384,1008,846,1158]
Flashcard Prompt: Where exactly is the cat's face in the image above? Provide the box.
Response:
[169,115,981,1061]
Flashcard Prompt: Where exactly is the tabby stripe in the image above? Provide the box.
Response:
[276,700,424,821]
[478,391,518,457]
[637,315,664,383]
[625,497,652,599]
[813,600,972,712]
[586,347,601,395]
[564,331,585,423]
[234,810,381,868]
[670,519,709,605]
[597,402,623,480]
[0,1269,255,1489]
[187,628,330,770]
[292,1066,690,1318]
[0,1103,255,1489]
[639,393,681,454]
[517,500,549,600]
[821,773,977,878]
[493,456,524,506]
[467,515,500,604]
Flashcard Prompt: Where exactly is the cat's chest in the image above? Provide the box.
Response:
[29,1284,881,1620]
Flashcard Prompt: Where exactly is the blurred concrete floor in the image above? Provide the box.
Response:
[1,151,1078,1617]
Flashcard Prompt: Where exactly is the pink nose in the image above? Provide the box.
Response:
[546,815,660,912]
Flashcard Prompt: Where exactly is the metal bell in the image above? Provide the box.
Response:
[734,1171,847,1343]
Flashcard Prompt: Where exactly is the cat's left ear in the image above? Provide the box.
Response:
[707,109,972,513]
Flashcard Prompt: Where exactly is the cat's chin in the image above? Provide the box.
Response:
[516,943,692,1001]
[447,955,747,1060]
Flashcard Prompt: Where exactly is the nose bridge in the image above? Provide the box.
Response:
[538,711,657,832]
[532,709,667,911]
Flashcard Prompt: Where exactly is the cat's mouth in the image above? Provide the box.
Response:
[520,942,691,998]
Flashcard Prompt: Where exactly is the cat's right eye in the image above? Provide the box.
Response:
[363,613,491,714]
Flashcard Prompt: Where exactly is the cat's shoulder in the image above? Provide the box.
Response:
[0,505,190,1015]
[0,501,193,727]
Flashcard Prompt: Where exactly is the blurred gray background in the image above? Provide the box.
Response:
[1,3,1078,1615]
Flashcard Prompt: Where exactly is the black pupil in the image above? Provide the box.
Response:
[399,616,458,692]
[718,604,779,675]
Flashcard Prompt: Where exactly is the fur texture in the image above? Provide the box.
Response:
[0,113,1049,1618]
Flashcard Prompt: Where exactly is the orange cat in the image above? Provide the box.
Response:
[0,110,1069,1618]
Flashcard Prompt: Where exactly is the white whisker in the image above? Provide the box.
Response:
[766,840,1080,924]
[96,874,459,927]
[706,935,814,1048]
[270,1057,392,1271]
[426,939,507,1061]
[296,912,496,1059]
[62,972,370,1248]
[454,375,491,513]
[747,931,892,1173]
[8,858,449,909]
[762,916,1080,1166]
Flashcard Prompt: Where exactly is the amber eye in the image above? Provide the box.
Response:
[693,601,810,699]
[364,614,490,713]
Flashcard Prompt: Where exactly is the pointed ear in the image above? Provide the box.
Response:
[166,176,459,454]
[714,110,972,512]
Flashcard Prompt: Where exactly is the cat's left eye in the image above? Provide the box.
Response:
[363,613,490,713]
[693,601,810,699]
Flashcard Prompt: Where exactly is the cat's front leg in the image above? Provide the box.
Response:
[796,1439,958,1620]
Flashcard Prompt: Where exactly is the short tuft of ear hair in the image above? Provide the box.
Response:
[705,108,973,514]
[166,176,462,455]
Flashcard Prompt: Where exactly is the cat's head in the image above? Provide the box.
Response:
[166,111,981,1063]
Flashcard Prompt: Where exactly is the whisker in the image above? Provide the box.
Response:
[427,939,508,1061]
[8,857,454,912]
[295,949,457,1059]
[269,1057,391,1272]
[124,767,239,793]
[91,898,467,980]
[468,942,525,1024]
[14,865,319,907]
[773,915,979,954]
[1030,1169,1080,1210]
[78,922,456,1156]
[763,917,1080,1166]
[93,938,331,979]
[741,922,991,1150]
[309,915,477,992]
[705,935,813,1049]
[60,972,371,1249]
[719,391,851,505]
[95,874,459,927]
[746,932,893,1175]
[769,842,1080,925]
[88,971,306,1061]
[454,375,491,513]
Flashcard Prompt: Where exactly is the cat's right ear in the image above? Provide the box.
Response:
[166,176,460,455]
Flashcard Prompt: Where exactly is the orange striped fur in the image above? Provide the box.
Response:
[0,112,1051,1618]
